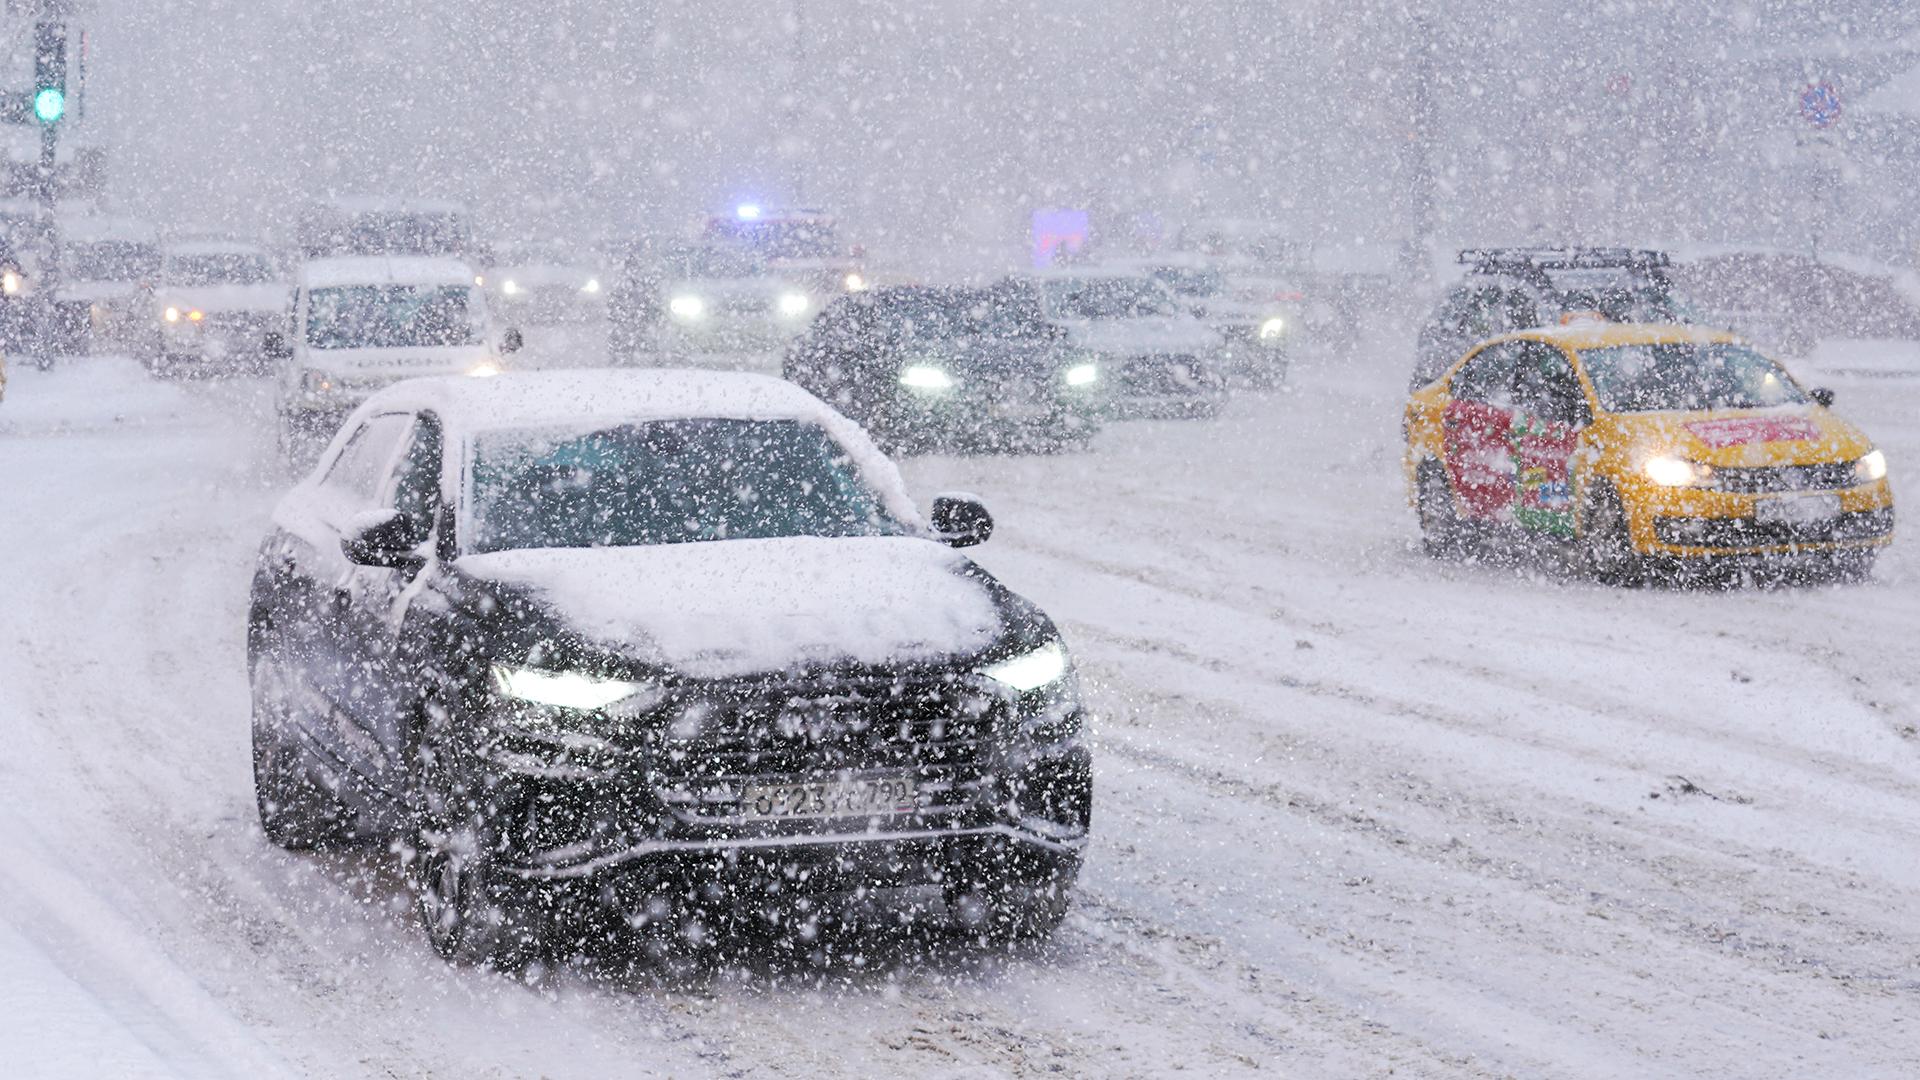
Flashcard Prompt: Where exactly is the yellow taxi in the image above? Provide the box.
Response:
[1404,322,1893,581]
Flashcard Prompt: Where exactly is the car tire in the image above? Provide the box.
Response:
[1415,461,1469,559]
[250,653,350,850]
[1581,480,1646,586]
[405,719,549,969]
[950,859,1079,945]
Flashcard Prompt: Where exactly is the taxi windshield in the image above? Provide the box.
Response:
[1580,342,1807,413]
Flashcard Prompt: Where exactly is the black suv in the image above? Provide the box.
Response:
[247,369,1092,966]
[1412,247,1683,389]
[784,285,1103,453]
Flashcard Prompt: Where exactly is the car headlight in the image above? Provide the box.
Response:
[466,360,501,378]
[581,278,601,294]
[899,364,955,391]
[491,663,657,713]
[843,271,868,292]
[163,305,181,323]
[1065,362,1098,387]
[188,309,204,322]
[1643,454,1713,487]
[1855,448,1887,484]
[501,280,521,296]
[668,295,706,319]
[2,270,21,295]
[778,291,811,317]
[1258,316,1285,340]
[982,640,1070,693]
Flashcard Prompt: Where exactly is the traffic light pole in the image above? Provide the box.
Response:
[32,6,70,360]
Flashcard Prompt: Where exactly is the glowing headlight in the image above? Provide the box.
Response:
[668,294,706,319]
[1258,316,1286,340]
[982,641,1070,693]
[473,275,485,287]
[491,663,652,712]
[163,305,181,323]
[466,360,501,378]
[899,364,954,390]
[1643,454,1713,487]
[1855,449,1887,484]
[1065,362,1099,387]
[581,278,601,294]
[501,280,521,296]
[778,291,811,317]
[187,309,204,322]
[843,272,868,292]
[1,270,21,295]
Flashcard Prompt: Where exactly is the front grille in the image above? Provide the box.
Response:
[1119,354,1209,396]
[1713,462,1859,494]
[1654,507,1894,549]
[647,672,1002,824]
[717,295,772,316]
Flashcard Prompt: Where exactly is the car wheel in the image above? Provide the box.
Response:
[250,653,349,850]
[950,860,1079,945]
[1581,481,1646,586]
[405,722,548,969]
[1415,461,1469,559]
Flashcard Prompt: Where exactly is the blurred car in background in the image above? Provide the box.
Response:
[1404,322,1892,583]
[49,216,162,358]
[150,239,289,377]
[487,242,606,326]
[267,256,520,464]
[1670,249,1920,358]
[297,197,487,264]
[785,283,1103,453]
[1007,269,1225,418]
[1412,247,1684,391]
[1103,253,1301,387]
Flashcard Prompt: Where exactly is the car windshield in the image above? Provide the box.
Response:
[468,418,905,553]
[884,290,1050,341]
[1042,277,1177,319]
[705,218,838,260]
[1149,267,1224,297]
[305,285,480,349]
[166,253,278,286]
[65,242,161,282]
[668,244,764,279]
[1580,342,1807,412]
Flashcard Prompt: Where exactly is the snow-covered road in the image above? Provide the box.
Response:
[2,335,1916,1078]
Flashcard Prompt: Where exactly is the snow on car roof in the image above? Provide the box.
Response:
[166,239,270,257]
[343,369,923,525]
[1513,321,1743,352]
[297,256,477,289]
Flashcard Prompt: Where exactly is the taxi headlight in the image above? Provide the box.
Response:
[1855,449,1887,484]
[899,364,954,391]
[1258,316,1286,340]
[668,295,706,319]
[1643,455,1713,487]
[777,291,811,317]
[981,640,1069,693]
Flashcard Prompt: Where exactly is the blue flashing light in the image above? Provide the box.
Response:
[735,203,762,221]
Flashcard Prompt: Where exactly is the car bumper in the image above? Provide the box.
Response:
[890,386,1101,446]
[658,314,811,351]
[1627,480,1894,557]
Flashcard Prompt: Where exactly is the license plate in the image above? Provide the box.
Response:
[741,776,920,820]
[1755,493,1841,526]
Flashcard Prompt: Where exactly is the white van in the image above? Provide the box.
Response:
[270,256,520,462]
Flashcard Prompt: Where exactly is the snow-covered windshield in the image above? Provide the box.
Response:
[1580,343,1807,413]
[304,285,480,349]
[64,241,161,282]
[166,253,278,286]
[1043,277,1178,319]
[667,244,763,280]
[468,419,905,553]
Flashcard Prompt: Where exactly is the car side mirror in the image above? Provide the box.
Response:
[341,508,429,570]
[262,331,293,361]
[1811,387,1835,407]
[931,493,993,548]
[501,327,524,354]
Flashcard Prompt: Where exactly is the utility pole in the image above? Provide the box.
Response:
[26,0,77,359]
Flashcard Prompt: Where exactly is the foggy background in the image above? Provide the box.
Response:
[90,1,1920,269]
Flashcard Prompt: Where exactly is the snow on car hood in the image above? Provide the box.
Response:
[1058,316,1220,354]
[459,535,1004,679]
[1603,406,1873,467]
[153,284,289,314]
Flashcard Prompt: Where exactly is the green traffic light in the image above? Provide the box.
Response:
[33,87,63,123]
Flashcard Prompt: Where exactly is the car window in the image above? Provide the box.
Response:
[321,413,412,503]
[1450,342,1519,406]
[387,414,443,523]
[1579,342,1806,412]
[1511,343,1587,424]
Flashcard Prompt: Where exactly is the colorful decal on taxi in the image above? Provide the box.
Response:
[1685,417,1819,449]
[1511,413,1576,536]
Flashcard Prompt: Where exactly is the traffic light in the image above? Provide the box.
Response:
[33,22,67,125]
